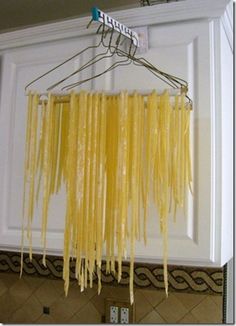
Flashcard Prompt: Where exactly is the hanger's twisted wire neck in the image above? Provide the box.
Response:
[25,7,192,105]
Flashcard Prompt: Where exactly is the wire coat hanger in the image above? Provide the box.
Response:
[25,7,192,105]
[25,22,106,92]
[61,27,135,91]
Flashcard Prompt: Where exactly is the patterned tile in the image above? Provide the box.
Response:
[34,279,63,306]
[155,293,188,323]
[0,280,7,297]
[22,294,43,322]
[0,272,19,288]
[50,284,97,323]
[10,307,34,324]
[23,275,45,291]
[0,293,23,319]
[0,311,8,324]
[173,292,206,310]
[0,275,224,324]
[139,310,166,324]
[191,296,222,323]
[0,251,223,294]
[49,278,65,295]
[68,280,97,301]
[106,285,131,301]
[139,289,166,307]
[9,278,34,302]
[91,286,114,315]
[211,294,223,308]
[35,313,56,324]
[69,302,101,324]
[168,267,223,293]
[0,251,224,324]
[50,298,77,323]
[134,289,153,322]
[178,312,199,324]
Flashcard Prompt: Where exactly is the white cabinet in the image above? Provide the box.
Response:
[0,0,233,267]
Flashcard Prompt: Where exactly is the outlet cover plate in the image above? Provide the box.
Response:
[110,306,119,323]
[105,298,134,323]
[120,307,129,324]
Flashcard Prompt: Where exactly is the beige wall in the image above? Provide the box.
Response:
[0,272,223,324]
[0,0,139,33]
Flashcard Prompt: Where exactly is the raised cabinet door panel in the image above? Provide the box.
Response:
[104,20,214,265]
[0,36,99,252]
[0,15,229,267]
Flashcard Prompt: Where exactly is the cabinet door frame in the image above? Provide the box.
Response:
[0,0,233,267]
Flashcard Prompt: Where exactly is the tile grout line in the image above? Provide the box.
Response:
[174,291,208,307]
[1,270,223,324]
[8,276,46,323]
[4,277,30,321]
[66,299,96,323]
[142,290,167,309]
[65,285,101,323]
[185,295,222,324]
[174,294,208,323]
[135,299,153,323]
[137,298,168,324]
[188,294,213,313]
[176,311,191,324]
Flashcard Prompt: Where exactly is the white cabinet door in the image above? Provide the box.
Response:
[0,12,232,266]
[103,20,215,265]
[0,36,97,253]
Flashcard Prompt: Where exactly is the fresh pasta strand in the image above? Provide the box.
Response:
[129,92,140,304]
[105,95,118,275]
[21,91,34,276]
[63,92,79,295]
[22,89,192,304]
[75,91,87,285]
[83,93,93,289]
[96,93,106,280]
[88,93,99,286]
[27,93,39,261]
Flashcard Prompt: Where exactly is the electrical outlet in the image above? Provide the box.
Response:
[110,306,119,323]
[105,298,134,323]
[120,307,129,324]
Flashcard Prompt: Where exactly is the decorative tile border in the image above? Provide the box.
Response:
[0,250,223,295]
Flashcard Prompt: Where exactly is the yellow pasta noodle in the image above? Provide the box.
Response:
[22,89,192,304]
[21,91,34,275]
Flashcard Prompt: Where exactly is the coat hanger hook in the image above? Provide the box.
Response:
[108,27,114,49]
[101,24,110,47]
[86,18,93,29]
[131,34,138,56]
[119,36,125,47]
[115,30,122,48]
[128,39,134,56]
[95,23,104,35]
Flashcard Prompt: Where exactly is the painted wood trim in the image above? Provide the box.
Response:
[221,1,233,50]
[0,0,232,51]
